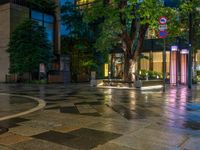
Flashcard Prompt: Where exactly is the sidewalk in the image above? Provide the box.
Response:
[0,83,199,150]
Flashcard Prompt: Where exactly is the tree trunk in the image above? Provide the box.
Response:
[124,52,137,82]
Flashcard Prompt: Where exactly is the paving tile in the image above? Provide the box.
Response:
[0,132,32,145]
[0,132,14,138]
[132,128,187,146]
[60,106,79,114]
[86,121,142,134]
[111,127,187,150]
[75,101,103,105]
[180,137,200,150]
[67,128,121,139]
[12,138,76,150]
[0,145,13,150]
[9,125,48,136]
[53,125,81,133]
[76,104,98,114]
[111,135,179,150]
[33,128,121,150]
[92,142,137,150]
[0,118,29,128]
[18,120,62,130]
[109,104,139,119]
[32,130,76,144]
[80,113,101,117]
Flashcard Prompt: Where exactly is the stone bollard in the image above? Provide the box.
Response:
[90,71,96,86]
[134,80,142,88]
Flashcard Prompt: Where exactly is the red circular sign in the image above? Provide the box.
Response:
[159,16,167,25]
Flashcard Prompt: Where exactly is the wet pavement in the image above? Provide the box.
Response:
[0,83,200,149]
[0,94,38,118]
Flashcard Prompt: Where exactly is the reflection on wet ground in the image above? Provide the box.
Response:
[0,84,200,130]
[0,94,38,118]
[0,83,200,149]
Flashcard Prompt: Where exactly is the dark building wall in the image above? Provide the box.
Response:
[10,3,29,33]
[0,3,29,82]
[0,1,61,82]
[0,3,10,81]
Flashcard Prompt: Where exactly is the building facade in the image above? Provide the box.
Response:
[0,0,61,82]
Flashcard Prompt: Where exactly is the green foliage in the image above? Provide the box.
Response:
[61,2,106,79]
[139,69,162,80]
[82,60,98,70]
[196,70,200,76]
[61,2,94,40]
[27,0,57,13]
[7,19,52,75]
[83,0,181,52]
[176,0,200,52]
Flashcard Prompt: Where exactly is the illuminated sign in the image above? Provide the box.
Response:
[104,64,108,77]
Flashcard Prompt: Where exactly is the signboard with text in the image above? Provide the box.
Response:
[158,16,167,38]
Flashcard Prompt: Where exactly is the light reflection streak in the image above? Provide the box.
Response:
[165,87,187,127]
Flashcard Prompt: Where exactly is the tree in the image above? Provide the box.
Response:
[61,2,104,81]
[83,0,188,81]
[182,0,200,51]
[7,19,52,80]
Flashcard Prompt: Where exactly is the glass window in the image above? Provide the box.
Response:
[44,14,54,23]
[33,19,43,26]
[31,10,54,43]
[44,23,54,42]
[31,10,43,21]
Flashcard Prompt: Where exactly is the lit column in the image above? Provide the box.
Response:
[170,46,178,85]
[180,49,188,84]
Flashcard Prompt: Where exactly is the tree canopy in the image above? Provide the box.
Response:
[7,19,52,75]
[61,2,104,80]
[82,0,200,80]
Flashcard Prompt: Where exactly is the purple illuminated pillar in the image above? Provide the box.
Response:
[170,46,178,85]
[180,49,188,84]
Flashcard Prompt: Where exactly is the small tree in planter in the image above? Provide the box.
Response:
[7,19,52,82]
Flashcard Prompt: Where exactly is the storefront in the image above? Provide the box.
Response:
[107,39,200,84]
